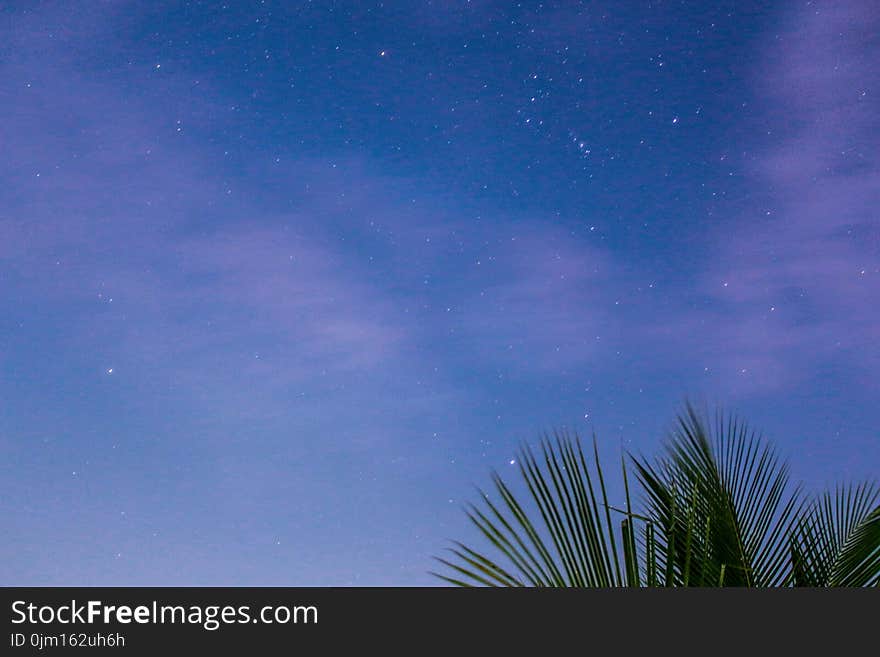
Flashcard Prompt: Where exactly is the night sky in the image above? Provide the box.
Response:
[2,1,878,585]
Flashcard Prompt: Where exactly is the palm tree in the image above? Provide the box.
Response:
[433,404,880,587]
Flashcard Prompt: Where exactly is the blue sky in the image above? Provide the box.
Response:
[1,1,878,585]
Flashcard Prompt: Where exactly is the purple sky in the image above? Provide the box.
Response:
[1,1,877,585]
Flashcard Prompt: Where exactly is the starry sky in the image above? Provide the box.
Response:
[1,1,878,585]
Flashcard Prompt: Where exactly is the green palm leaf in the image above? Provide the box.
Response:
[434,403,880,588]
[633,404,803,586]
[431,433,643,587]
[790,483,880,586]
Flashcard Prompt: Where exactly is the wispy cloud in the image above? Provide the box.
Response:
[644,0,880,392]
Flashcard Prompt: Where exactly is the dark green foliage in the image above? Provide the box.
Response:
[433,404,879,587]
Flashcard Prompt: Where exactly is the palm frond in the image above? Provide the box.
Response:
[790,483,880,586]
[434,403,880,588]
[433,432,644,587]
[632,403,802,586]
